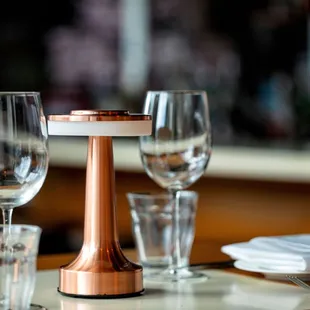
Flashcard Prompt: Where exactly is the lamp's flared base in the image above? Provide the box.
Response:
[58,252,144,298]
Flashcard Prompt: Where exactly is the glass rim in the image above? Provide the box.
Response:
[127,190,198,200]
[147,90,206,95]
[0,224,42,234]
[0,91,40,96]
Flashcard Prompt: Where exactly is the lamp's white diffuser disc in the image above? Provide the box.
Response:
[48,120,152,136]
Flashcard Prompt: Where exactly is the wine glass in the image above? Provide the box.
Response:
[0,92,49,227]
[139,90,212,282]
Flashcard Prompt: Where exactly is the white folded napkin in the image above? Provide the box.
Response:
[221,234,310,271]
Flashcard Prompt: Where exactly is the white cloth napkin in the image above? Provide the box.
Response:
[221,234,310,271]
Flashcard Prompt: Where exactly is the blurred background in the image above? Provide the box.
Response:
[0,0,309,255]
[0,0,308,147]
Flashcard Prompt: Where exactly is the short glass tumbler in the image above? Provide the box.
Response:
[0,225,41,310]
[127,191,198,272]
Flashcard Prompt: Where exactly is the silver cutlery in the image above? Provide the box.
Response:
[286,275,310,290]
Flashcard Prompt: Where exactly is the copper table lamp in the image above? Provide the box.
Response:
[47,110,152,298]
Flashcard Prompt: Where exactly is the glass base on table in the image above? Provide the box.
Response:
[144,267,208,283]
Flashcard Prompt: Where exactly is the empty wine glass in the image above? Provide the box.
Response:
[0,92,48,310]
[0,92,49,227]
[139,90,212,282]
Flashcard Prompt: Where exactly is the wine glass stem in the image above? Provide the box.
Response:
[2,208,13,247]
[170,190,182,270]
[2,208,13,226]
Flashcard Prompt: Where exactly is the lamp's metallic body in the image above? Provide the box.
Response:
[47,110,152,298]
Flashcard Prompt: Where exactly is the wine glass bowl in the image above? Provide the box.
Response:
[140,91,211,191]
[0,92,49,225]
[139,90,212,282]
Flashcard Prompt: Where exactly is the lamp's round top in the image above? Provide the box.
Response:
[47,110,152,137]
[48,110,151,122]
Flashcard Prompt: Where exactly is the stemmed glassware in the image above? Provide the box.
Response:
[0,92,49,309]
[0,92,49,227]
[139,90,212,282]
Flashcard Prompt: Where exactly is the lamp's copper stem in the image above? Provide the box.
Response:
[84,136,117,245]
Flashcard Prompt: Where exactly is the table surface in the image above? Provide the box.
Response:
[35,242,310,310]
[32,269,310,310]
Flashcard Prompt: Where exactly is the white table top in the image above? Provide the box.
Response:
[32,270,310,310]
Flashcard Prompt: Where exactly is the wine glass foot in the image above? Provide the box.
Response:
[30,304,48,310]
[145,268,208,283]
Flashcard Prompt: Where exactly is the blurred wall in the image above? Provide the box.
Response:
[0,0,308,148]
